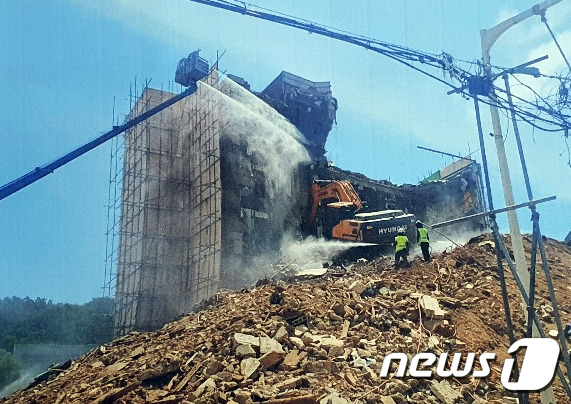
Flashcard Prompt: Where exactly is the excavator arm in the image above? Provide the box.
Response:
[309,180,363,227]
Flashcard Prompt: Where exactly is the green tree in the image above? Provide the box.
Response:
[0,296,115,350]
[0,349,21,389]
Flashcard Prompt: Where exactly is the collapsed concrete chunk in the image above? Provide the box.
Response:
[281,349,306,370]
[195,377,216,398]
[274,376,302,391]
[302,332,318,345]
[319,393,350,404]
[264,394,317,404]
[274,326,289,342]
[204,359,225,375]
[319,337,344,350]
[328,345,345,357]
[233,333,261,348]
[234,390,253,404]
[430,380,462,404]
[259,350,285,368]
[259,336,284,354]
[235,344,257,359]
[349,281,366,295]
[290,336,305,350]
[240,357,261,379]
[294,325,309,337]
[419,295,446,319]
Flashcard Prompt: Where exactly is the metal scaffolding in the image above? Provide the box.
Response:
[113,73,222,335]
[102,129,124,298]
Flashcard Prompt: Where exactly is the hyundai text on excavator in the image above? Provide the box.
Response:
[309,180,416,259]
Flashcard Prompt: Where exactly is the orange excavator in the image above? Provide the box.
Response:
[310,180,416,247]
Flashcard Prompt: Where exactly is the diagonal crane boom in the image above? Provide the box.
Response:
[0,83,198,201]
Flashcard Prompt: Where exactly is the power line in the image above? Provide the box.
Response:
[188,0,571,135]
[536,7,571,72]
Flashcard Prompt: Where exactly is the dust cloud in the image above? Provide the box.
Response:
[199,77,311,199]
[198,77,316,284]
[281,236,376,264]
[0,367,41,399]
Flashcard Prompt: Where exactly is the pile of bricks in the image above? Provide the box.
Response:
[4,234,571,404]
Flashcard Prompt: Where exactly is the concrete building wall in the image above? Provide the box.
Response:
[115,71,311,334]
[219,136,310,288]
[113,68,483,336]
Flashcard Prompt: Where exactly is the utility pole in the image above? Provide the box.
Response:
[481,0,562,301]
[481,1,563,403]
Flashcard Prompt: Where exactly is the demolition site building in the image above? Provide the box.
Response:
[104,67,485,335]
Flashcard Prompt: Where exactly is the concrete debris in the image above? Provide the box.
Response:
[259,350,285,368]
[241,357,261,379]
[233,332,261,347]
[274,326,289,342]
[348,280,366,295]
[5,234,571,403]
[289,336,305,350]
[319,393,350,404]
[281,349,306,370]
[260,337,284,354]
[549,329,559,338]
[318,336,344,350]
[419,294,446,319]
[236,344,257,358]
[430,380,462,404]
[264,395,317,404]
[195,377,217,397]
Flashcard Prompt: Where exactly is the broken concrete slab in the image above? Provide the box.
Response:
[430,380,462,404]
[259,351,285,368]
[195,377,216,398]
[274,376,302,391]
[328,345,344,357]
[260,336,284,354]
[419,295,446,319]
[348,281,366,295]
[233,333,261,347]
[274,326,289,342]
[264,395,316,404]
[204,359,225,375]
[319,393,350,404]
[290,337,305,350]
[240,358,261,379]
[236,344,257,359]
[319,337,344,350]
[281,349,305,370]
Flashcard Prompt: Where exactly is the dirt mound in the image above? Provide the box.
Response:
[3,234,571,404]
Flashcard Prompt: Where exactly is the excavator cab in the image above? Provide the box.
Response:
[310,180,417,247]
[316,202,356,239]
[310,180,363,238]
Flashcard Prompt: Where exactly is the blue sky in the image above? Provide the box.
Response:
[1,0,570,303]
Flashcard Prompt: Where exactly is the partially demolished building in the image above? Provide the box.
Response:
[112,68,484,335]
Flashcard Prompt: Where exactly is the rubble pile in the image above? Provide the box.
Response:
[3,235,571,404]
